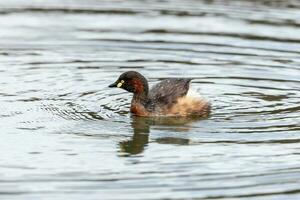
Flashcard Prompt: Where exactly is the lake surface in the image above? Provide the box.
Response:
[0,0,300,199]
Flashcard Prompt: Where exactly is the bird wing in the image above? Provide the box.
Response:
[148,78,192,108]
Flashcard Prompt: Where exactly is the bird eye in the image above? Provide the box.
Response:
[117,80,125,88]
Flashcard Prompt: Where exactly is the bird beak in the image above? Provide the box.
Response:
[109,79,125,88]
[108,82,118,88]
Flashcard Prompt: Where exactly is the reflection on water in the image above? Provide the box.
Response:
[119,116,204,156]
[1,0,300,199]
[120,117,150,156]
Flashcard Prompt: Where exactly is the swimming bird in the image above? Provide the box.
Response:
[109,71,211,117]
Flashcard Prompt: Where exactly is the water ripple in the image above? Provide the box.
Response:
[0,0,300,199]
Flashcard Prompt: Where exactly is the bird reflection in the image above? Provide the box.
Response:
[119,116,150,156]
[119,116,204,156]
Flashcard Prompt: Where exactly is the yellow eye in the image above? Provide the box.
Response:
[117,80,125,88]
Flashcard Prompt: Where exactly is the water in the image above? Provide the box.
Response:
[1,0,300,199]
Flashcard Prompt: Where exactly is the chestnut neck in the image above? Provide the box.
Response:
[132,77,149,105]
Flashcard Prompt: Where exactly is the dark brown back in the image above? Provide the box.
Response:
[148,78,192,109]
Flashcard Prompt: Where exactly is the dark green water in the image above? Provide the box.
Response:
[0,0,300,199]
